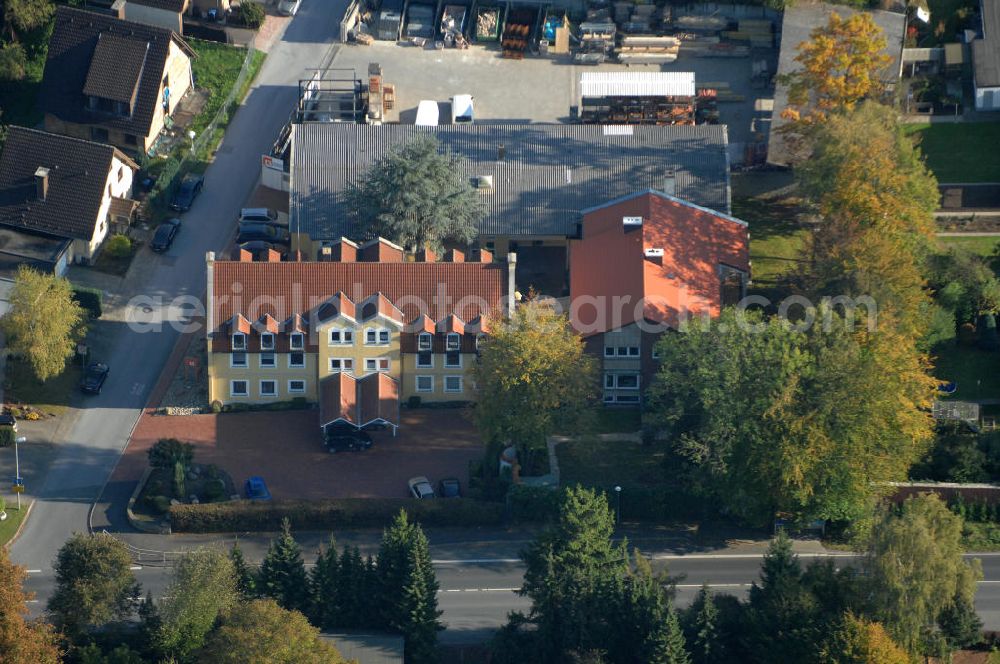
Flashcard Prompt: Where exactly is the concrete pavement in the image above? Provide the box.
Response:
[10,0,349,572]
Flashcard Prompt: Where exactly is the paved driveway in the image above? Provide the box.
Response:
[130,408,483,499]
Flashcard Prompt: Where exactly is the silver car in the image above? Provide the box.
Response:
[408,476,435,499]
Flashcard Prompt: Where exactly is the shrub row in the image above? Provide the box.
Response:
[508,484,713,524]
[170,497,505,532]
[72,286,103,319]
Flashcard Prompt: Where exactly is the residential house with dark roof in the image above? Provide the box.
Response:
[205,244,513,433]
[0,127,139,270]
[119,0,189,35]
[40,7,195,155]
[569,190,749,405]
[768,1,905,165]
[289,122,731,261]
[973,0,1000,110]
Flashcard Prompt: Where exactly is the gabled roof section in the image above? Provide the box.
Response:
[0,126,136,241]
[283,313,308,333]
[317,292,357,324]
[358,373,399,428]
[290,123,731,241]
[570,191,749,334]
[320,373,358,427]
[466,315,490,335]
[437,314,465,334]
[359,292,404,325]
[413,314,437,334]
[228,314,251,335]
[254,313,279,334]
[40,7,194,140]
[83,33,149,108]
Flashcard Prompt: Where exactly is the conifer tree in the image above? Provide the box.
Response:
[658,605,691,664]
[258,518,310,614]
[309,537,341,631]
[230,542,257,600]
[688,584,720,664]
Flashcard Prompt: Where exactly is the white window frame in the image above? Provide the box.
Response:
[288,351,305,368]
[444,375,463,393]
[329,328,354,346]
[329,357,354,373]
[605,373,640,390]
[379,328,390,344]
[604,346,615,358]
[230,380,248,397]
[290,332,304,350]
[259,379,277,397]
[651,347,660,360]
[446,332,461,351]
[627,346,639,357]
[260,333,275,350]
[416,351,434,368]
[444,350,462,369]
[230,351,247,368]
[288,379,306,394]
[416,375,434,393]
[365,357,390,372]
[259,352,276,369]
[366,327,390,346]
[417,332,432,351]
[231,333,246,350]
[476,333,486,351]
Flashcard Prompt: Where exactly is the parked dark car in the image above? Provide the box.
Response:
[237,241,287,260]
[0,414,17,431]
[80,362,110,394]
[169,174,204,211]
[438,477,461,498]
[325,428,373,453]
[237,223,291,245]
[244,476,272,501]
[150,218,182,252]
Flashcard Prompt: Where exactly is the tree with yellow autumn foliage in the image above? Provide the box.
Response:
[782,12,892,125]
[0,547,61,664]
[820,613,910,664]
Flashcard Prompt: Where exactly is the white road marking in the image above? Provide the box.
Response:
[26,569,42,574]
[130,566,142,570]
[652,552,858,560]
[439,588,520,593]
[432,558,521,565]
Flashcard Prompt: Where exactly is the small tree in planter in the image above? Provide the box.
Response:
[149,438,194,471]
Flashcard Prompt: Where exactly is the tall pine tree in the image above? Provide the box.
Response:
[657,605,691,664]
[686,584,720,664]
[257,518,310,614]
[377,511,443,664]
[230,542,257,600]
[310,537,341,631]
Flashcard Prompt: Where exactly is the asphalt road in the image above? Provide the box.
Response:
[9,0,346,570]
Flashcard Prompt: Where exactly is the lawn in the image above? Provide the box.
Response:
[557,438,667,489]
[733,197,809,286]
[0,504,28,547]
[938,235,1000,257]
[3,357,81,417]
[932,341,1000,401]
[904,122,1000,183]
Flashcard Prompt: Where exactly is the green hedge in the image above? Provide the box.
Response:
[72,286,103,319]
[509,484,712,524]
[170,497,505,532]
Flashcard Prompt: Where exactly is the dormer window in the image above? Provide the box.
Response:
[475,333,486,351]
[290,332,304,350]
[232,333,246,350]
[329,328,353,345]
[366,328,390,345]
[418,333,432,351]
[260,333,275,350]
[446,333,461,351]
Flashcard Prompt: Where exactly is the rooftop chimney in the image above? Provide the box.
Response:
[34,167,49,202]
[497,143,505,161]
[663,170,676,196]
[266,249,282,262]
[445,248,465,263]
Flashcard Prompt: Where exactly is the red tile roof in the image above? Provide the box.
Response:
[359,373,399,427]
[320,373,357,427]
[211,259,508,338]
[319,372,399,428]
[570,190,749,335]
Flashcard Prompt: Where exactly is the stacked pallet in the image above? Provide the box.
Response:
[502,11,532,59]
[721,18,773,48]
[617,35,679,64]
[698,81,743,102]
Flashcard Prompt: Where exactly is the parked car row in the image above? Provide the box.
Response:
[408,476,461,499]
[236,207,289,256]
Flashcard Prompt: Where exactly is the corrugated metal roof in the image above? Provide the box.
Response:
[580,71,696,98]
[768,1,905,166]
[290,123,730,241]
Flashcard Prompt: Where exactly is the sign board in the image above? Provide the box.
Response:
[12,484,24,493]
[261,155,284,171]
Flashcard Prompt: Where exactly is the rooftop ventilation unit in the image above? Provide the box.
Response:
[644,247,664,258]
[623,216,643,227]
[475,175,494,190]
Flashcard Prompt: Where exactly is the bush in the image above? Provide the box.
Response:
[104,234,132,259]
[0,426,14,448]
[210,400,223,414]
[148,438,195,470]
[238,1,265,29]
[173,461,186,499]
[202,479,227,503]
[508,484,714,524]
[958,322,978,346]
[146,495,172,514]
[72,286,103,319]
[170,497,505,532]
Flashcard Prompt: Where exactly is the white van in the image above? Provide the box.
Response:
[415,100,440,126]
[450,94,474,124]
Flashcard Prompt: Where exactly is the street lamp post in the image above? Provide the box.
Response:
[14,436,25,510]
[614,485,622,525]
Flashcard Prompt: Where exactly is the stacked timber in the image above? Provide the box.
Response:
[617,35,679,64]
[502,9,534,59]
[722,18,773,48]
[673,14,729,32]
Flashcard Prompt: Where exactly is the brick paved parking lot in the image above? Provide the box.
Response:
[129,408,483,500]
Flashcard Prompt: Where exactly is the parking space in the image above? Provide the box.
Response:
[130,407,484,500]
[330,41,775,153]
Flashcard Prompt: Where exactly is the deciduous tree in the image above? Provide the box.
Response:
[376,511,442,664]
[258,518,310,615]
[819,613,909,664]
[781,12,891,125]
[47,532,139,641]
[865,493,982,653]
[156,548,239,660]
[346,134,483,252]
[197,600,350,664]
[4,266,85,381]
[0,547,61,663]
[472,300,597,471]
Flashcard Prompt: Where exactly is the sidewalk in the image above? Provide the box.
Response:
[109,524,836,566]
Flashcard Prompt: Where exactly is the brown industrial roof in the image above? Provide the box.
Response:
[0,126,137,241]
[210,259,508,338]
[83,33,150,107]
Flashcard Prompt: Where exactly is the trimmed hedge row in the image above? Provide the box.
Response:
[170,497,505,532]
[509,484,713,524]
